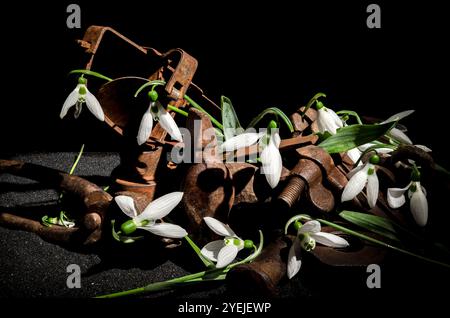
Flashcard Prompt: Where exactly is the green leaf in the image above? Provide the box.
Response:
[221,96,242,140]
[315,131,333,143]
[69,69,113,82]
[339,211,400,242]
[319,121,395,153]
[247,107,294,132]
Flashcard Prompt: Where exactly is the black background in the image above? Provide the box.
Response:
[0,0,449,306]
[1,1,448,164]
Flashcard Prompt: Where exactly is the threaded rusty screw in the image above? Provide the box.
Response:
[278,176,306,207]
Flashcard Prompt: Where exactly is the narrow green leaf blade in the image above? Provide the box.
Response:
[319,121,395,153]
[221,96,242,140]
[339,210,400,242]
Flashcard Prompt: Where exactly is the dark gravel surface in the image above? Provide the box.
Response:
[0,153,448,304]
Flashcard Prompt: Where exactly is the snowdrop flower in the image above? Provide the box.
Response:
[346,142,394,166]
[387,169,428,226]
[115,192,187,238]
[287,220,349,279]
[219,131,265,152]
[60,77,105,121]
[315,100,343,134]
[341,154,380,208]
[220,121,282,188]
[137,90,183,145]
[260,122,282,188]
[201,217,254,268]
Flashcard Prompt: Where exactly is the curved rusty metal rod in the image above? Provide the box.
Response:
[0,159,112,245]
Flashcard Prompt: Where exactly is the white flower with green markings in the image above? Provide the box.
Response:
[115,192,187,238]
[137,90,183,145]
[60,77,105,121]
[201,217,254,268]
[341,154,380,208]
[315,100,343,134]
[220,120,282,188]
[286,219,349,279]
[387,168,428,226]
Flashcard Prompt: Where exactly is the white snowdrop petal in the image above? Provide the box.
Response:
[216,244,239,268]
[387,185,410,209]
[311,232,349,248]
[114,195,138,218]
[317,109,340,134]
[60,87,79,119]
[346,164,365,179]
[366,172,379,208]
[298,220,321,234]
[85,90,105,121]
[204,217,236,237]
[139,223,188,238]
[287,238,302,279]
[220,132,263,152]
[341,165,369,202]
[136,192,184,222]
[137,108,153,145]
[201,240,225,262]
[157,103,183,142]
[260,139,282,188]
[327,108,344,128]
[410,188,428,227]
[347,147,362,165]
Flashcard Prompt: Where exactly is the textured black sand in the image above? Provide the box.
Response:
[0,153,448,301]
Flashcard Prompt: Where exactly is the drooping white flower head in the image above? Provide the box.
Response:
[260,126,282,189]
[137,91,183,145]
[60,77,105,121]
[114,192,187,238]
[201,217,251,268]
[315,101,343,134]
[341,154,380,208]
[287,220,349,279]
[387,168,428,226]
[219,121,283,189]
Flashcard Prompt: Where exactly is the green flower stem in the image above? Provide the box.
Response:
[336,110,363,125]
[184,94,223,130]
[184,235,215,267]
[96,268,226,298]
[96,231,263,298]
[168,105,189,117]
[69,144,85,175]
[301,92,326,116]
[68,70,113,82]
[316,218,450,269]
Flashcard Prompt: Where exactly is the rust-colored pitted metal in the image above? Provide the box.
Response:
[278,145,347,213]
[228,236,290,296]
[79,26,199,197]
[0,159,112,245]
